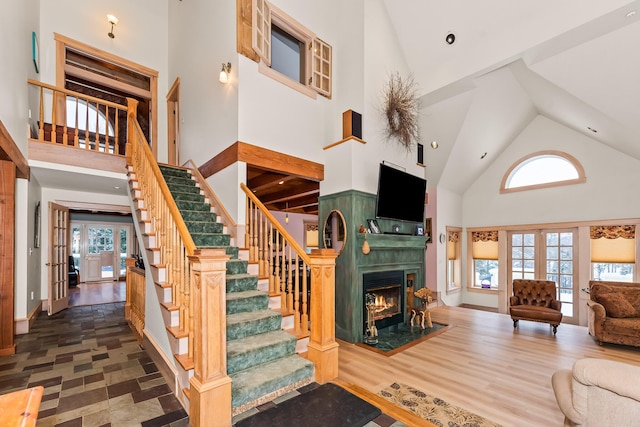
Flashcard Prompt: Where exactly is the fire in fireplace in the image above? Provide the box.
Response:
[363,270,404,335]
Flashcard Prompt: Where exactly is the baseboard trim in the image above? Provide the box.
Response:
[15,301,43,335]
[142,330,180,397]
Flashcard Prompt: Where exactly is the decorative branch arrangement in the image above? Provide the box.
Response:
[382,72,420,151]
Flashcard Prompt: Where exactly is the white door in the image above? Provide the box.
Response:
[85,225,115,282]
[48,202,69,315]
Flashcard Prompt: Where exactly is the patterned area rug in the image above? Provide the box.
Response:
[378,383,502,427]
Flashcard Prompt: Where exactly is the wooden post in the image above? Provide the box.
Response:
[306,248,339,383]
[189,249,232,427]
[125,98,139,162]
[0,160,16,356]
[124,257,136,321]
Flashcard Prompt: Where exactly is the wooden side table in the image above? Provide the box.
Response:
[0,386,44,427]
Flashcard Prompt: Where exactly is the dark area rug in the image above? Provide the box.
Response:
[356,322,449,356]
[234,382,381,427]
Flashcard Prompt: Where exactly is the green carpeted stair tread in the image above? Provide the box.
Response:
[227,309,282,341]
[175,201,212,212]
[171,192,205,203]
[230,354,314,408]
[191,233,231,247]
[227,330,297,375]
[227,259,248,275]
[227,290,269,314]
[180,210,218,223]
[184,221,224,234]
[226,273,259,293]
[167,183,202,195]
[158,166,191,179]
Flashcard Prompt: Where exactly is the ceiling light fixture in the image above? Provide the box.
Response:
[445,33,456,45]
[430,140,439,149]
[107,15,118,39]
[219,62,231,84]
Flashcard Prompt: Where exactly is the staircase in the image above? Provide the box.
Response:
[146,165,314,414]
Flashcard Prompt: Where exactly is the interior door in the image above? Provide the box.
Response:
[48,202,69,315]
[543,229,577,323]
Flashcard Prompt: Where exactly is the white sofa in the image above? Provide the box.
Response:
[552,358,640,426]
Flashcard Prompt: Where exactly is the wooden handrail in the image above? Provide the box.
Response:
[241,182,311,265]
[28,79,128,111]
[184,159,237,240]
[28,79,133,156]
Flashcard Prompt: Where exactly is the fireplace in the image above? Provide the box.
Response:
[363,270,404,334]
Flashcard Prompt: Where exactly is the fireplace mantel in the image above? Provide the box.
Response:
[319,190,427,343]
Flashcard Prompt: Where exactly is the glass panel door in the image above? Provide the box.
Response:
[544,230,576,321]
[85,225,114,281]
[510,232,536,281]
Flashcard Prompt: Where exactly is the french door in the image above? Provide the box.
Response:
[509,228,577,323]
[71,222,132,282]
[48,202,69,315]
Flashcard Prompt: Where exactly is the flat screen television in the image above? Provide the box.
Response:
[375,163,427,223]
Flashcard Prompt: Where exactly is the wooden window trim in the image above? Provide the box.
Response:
[500,150,586,194]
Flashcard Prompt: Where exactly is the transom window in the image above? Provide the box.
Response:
[501,151,585,193]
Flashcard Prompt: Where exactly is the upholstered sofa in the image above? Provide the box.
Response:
[552,358,640,427]
[587,280,640,347]
[509,279,563,334]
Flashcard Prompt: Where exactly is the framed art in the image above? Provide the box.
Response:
[34,201,41,248]
[367,219,380,234]
[32,32,39,74]
[415,224,424,236]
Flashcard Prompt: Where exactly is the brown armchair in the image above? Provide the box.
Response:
[510,279,563,334]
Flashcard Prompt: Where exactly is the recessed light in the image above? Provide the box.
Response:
[445,33,456,45]
[626,10,637,18]
[587,127,598,133]
[114,186,120,189]
[430,140,439,149]
[480,152,487,159]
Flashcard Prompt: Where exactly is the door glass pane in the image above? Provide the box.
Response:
[511,233,536,280]
[545,231,574,318]
[120,228,128,276]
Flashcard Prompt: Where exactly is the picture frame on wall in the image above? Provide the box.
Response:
[34,201,41,248]
[32,31,39,74]
[425,218,432,241]
[415,224,424,236]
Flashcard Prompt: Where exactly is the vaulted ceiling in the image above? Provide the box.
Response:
[383,0,640,194]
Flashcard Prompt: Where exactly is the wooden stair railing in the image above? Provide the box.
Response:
[126,113,232,425]
[28,79,135,156]
[241,183,339,383]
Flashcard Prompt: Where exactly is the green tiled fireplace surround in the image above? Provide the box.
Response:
[319,190,427,344]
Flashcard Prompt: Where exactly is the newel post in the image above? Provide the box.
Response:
[124,257,136,321]
[307,249,339,383]
[188,249,232,427]
[125,97,139,161]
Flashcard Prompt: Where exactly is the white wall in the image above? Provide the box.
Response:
[436,187,463,307]
[38,0,169,160]
[1,1,38,150]
[168,0,239,165]
[464,115,640,226]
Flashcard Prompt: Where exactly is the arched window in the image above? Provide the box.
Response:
[501,151,585,193]
[66,97,116,153]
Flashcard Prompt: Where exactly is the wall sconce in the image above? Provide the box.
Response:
[219,62,231,84]
[285,202,289,224]
[107,15,119,39]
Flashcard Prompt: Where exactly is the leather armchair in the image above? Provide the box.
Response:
[509,279,562,334]
[552,358,640,427]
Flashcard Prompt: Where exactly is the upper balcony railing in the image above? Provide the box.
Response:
[28,79,137,157]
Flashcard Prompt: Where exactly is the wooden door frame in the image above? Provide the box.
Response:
[0,122,29,356]
[54,32,159,158]
[167,77,181,165]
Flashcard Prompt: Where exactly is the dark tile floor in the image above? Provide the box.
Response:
[0,302,405,427]
[0,303,188,426]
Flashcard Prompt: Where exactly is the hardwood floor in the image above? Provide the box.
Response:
[68,280,126,307]
[336,305,640,427]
